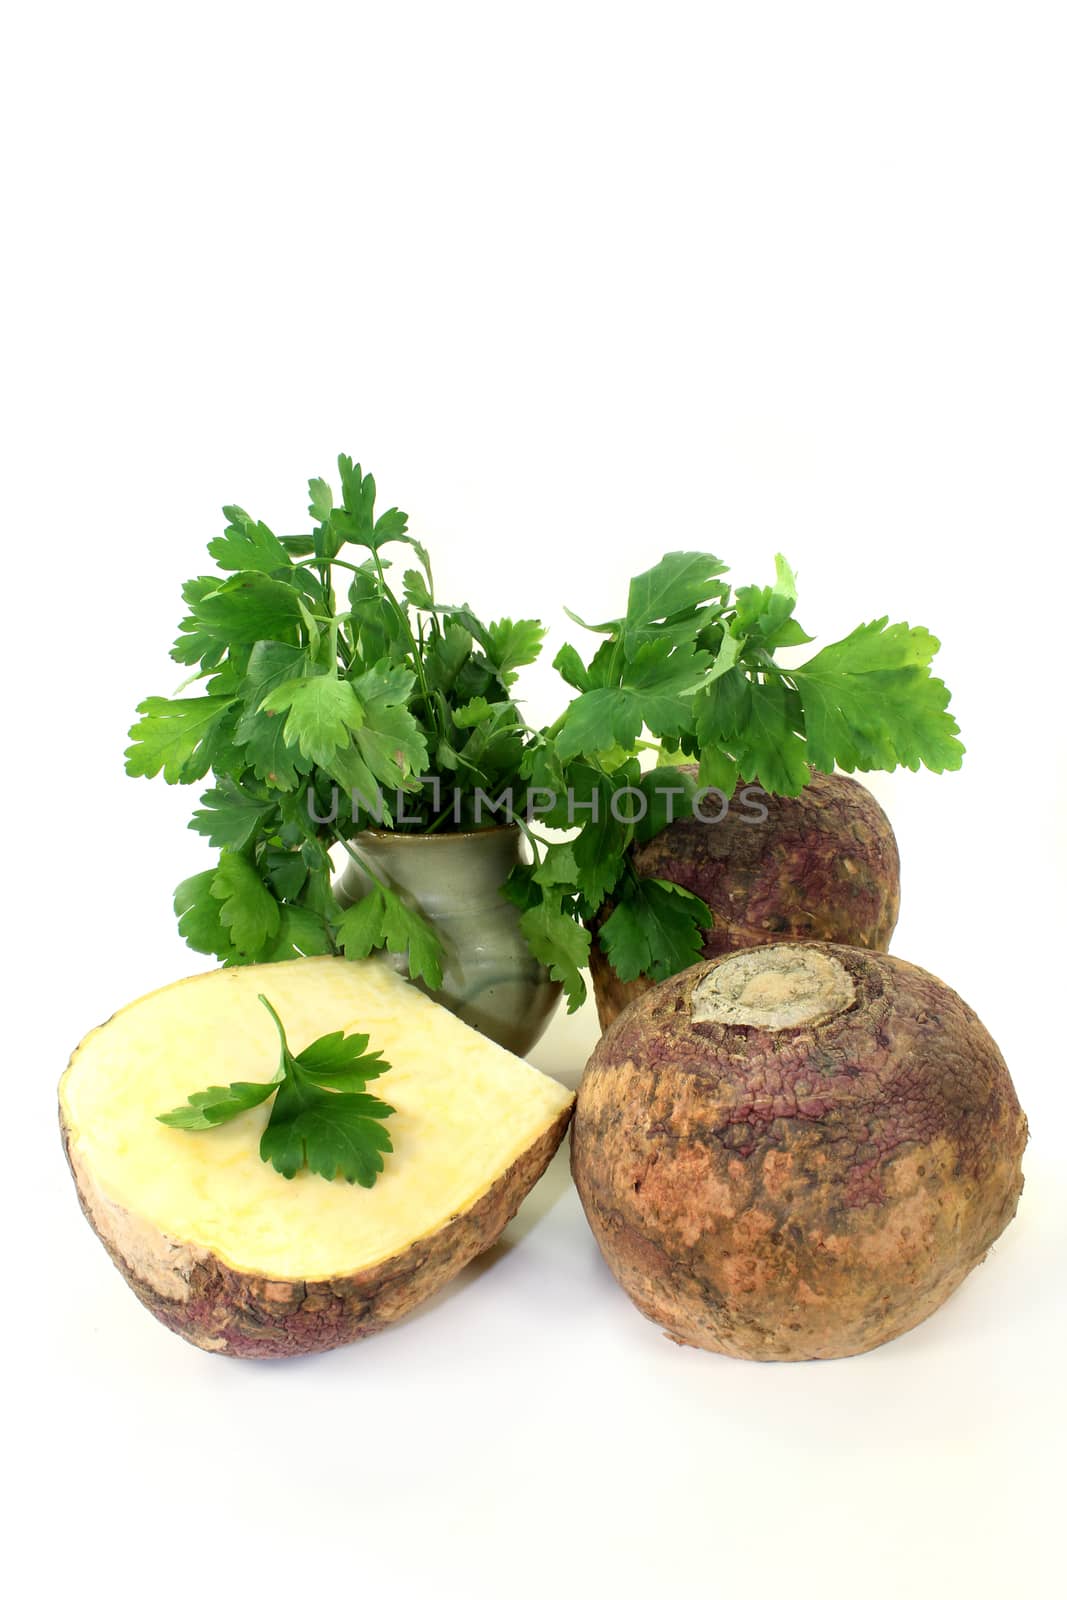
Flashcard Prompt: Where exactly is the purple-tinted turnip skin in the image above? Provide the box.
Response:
[572,943,1027,1361]
[590,769,901,1029]
[61,1103,571,1359]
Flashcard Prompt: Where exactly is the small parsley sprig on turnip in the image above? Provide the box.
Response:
[158,996,396,1186]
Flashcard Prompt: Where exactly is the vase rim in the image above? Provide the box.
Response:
[355,823,520,846]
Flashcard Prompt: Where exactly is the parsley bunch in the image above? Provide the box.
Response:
[127,459,963,1018]
[506,551,963,1011]
[126,457,545,981]
[159,996,396,1185]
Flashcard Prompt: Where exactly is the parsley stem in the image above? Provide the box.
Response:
[258,994,291,1064]
[515,815,543,867]
[295,557,365,576]
[369,549,439,735]
[333,832,391,895]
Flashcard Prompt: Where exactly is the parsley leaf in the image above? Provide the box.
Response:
[600,878,711,983]
[126,695,236,784]
[207,509,291,575]
[189,571,306,646]
[555,641,709,761]
[517,893,590,1012]
[307,478,334,524]
[257,904,335,963]
[158,996,396,1187]
[347,660,428,788]
[572,781,629,911]
[189,777,278,851]
[334,881,445,989]
[173,869,236,960]
[171,577,230,668]
[789,619,965,775]
[260,1081,394,1185]
[484,618,547,685]
[259,673,365,766]
[554,688,644,762]
[626,551,730,627]
[158,1078,279,1129]
[295,1030,390,1088]
[402,568,435,610]
[233,640,312,790]
[209,851,281,956]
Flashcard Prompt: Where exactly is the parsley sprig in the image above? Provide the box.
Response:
[127,456,546,979]
[503,550,963,1011]
[158,996,396,1186]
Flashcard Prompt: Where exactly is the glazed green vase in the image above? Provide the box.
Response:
[334,825,562,1056]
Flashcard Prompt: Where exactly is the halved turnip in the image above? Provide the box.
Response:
[590,768,901,1028]
[60,956,574,1358]
[572,942,1027,1360]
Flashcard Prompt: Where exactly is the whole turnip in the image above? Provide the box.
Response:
[572,942,1027,1360]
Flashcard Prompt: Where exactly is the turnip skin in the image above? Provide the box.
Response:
[61,1102,571,1358]
[589,769,901,1029]
[572,944,1027,1361]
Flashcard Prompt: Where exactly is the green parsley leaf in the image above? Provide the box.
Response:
[330,458,411,554]
[599,878,711,983]
[233,640,313,790]
[789,619,965,775]
[295,1030,390,1088]
[209,851,281,956]
[452,696,495,728]
[518,894,590,1012]
[173,869,236,960]
[255,904,335,963]
[334,882,445,989]
[171,576,230,668]
[555,642,708,761]
[207,511,291,575]
[532,843,579,888]
[634,765,700,843]
[572,784,630,912]
[190,572,305,646]
[259,674,365,767]
[484,618,546,684]
[189,777,278,851]
[555,688,644,762]
[241,639,310,704]
[345,660,427,789]
[697,745,738,793]
[693,672,809,795]
[402,568,435,610]
[126,695,236,784]
[737,679,810,795]
[260,1079,394,1185]
[626,551,730,628]
[158,1078,279,1129]
[307,478,334,523]
[551,643,591,692]
[234,703,312,791]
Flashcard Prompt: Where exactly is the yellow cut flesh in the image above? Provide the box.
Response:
[60,956,573,1281]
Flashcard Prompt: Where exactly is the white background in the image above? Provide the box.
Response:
[4,4,1065,1597]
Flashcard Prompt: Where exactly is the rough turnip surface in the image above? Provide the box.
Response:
[572,943,1027,1361]
[61,1103,572,1359]
[589,768,901,1029]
